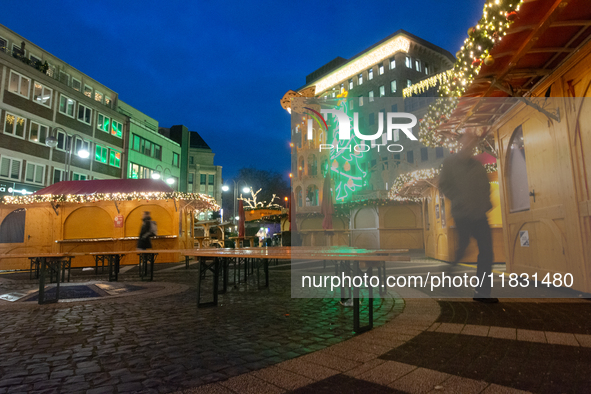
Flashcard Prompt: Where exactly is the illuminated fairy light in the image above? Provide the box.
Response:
[389,163,497,201]
[3,191,220,211]
[403,70,454,97]
[419,0,523,148]
[312,36,411,95]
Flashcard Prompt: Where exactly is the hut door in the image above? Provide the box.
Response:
[500,109,587,292]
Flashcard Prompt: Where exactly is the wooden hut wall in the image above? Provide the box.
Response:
[350,203,424,249]
[0,199,194,270]
[493,43,591,293]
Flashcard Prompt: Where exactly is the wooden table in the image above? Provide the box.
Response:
[0,253,74,304]
[89,252,124,281]
[178,247,410,333]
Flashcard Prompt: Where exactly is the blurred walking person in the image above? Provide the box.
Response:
[438,133,498,303]
[137,211,154,250]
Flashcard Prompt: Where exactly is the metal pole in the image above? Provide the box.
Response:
[233,179,237,225]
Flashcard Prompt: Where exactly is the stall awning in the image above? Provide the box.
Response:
[33,179,173,196]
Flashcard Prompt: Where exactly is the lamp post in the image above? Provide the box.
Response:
[45,127,89,181]
[222,179,249,225]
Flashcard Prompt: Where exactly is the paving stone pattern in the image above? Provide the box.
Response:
[0,264,402,393]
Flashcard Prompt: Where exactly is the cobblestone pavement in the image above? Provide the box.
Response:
[2,257,591,394]
[0,261,402,393]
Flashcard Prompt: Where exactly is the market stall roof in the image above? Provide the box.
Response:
[33,179,173,196]
[421,0,591,144]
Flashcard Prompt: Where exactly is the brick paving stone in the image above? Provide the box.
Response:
[544,331,579,346]
[574,333,591,347]
[516,329,547,343]
[461,324,490,337]
[389,367,450,393]
[426,376,488,394]
[357,361,416,386]
[86,385,115,394]
[220,374,283,394]
[117,381,144,392]
[252,365,314,390]
[277,358,340,381]
[488,326,517,340]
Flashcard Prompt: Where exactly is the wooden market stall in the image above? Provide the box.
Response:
[0,179,219,270]
[417,0,591,292]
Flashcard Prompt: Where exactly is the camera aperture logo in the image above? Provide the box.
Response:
[304,106,418,153]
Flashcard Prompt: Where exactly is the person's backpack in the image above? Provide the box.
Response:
[150,221,158,236]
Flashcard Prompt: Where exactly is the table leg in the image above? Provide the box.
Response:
[38,257,46,305]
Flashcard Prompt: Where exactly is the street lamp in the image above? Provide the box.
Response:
[45,127,89,181]
[222,179,249,225]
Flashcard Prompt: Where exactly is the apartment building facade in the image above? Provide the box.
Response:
[117,101,181,189]
[0,24,125,198]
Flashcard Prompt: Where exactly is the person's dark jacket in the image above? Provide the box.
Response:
[438,155,492,221]
[137,216,153,249]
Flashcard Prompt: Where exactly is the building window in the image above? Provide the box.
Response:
[74,137,90,156]
[111,120,123,138]
[340,83,344,93]
[390,58,396,69]
[379,65,384,75]
[9,71,30,99]
[189,156,194,165]
[109,149,121,168]
[29,122,48,144]
[77,103,92,125]
[407,150,414,163]
[33,82,52,107]
[208,175,214,185]
[424,64,429,75]
[405,56,411,68]
[72,173,87,181]
[391,80,397,93]
[4,113,26,139]
[188,173,194,192]
[368,68,373,80]
[359,96,363,106]
[379,85,385,97]
[59,71,70,86]
[0,37,7,53]
[97,113,110,133]
[84,85,92,98]
[392,129,400,142]
[0,157,22,180]
[132,134,141,151]
[95,91,103,104]
[348,79,353,90]
[25,163,45,185]
[95,145,108,163]
[436,147,444,158]
[349,100,354,110]
[173,153,179,168]
[105,95,111,107]
[72,78,81,92]
[415,59,421,72]
[369,113,375,126]
[153,145,161,160]
[53,168,65,184]
[55,129,68,151]
[369,91,374,102]
[391,104,398,112]
[59,94,75,117]
[421,147,429,161]
[407,79,412,88]
[358,73,363,85]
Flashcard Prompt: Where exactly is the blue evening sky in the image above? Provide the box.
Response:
[3,0,482,179]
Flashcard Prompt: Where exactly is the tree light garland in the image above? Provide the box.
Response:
[403,70,454,98]
[419,0,523,148]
